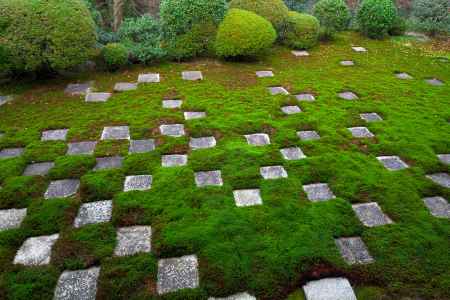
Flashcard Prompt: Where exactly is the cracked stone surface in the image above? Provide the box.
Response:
[64,82,93,96]
[335,237,374,265]
[85,92,111,102]
[352,46,367,52]
[296,93,315,102]
[377,156,409,171]
[94,156,123,171]
[338,91,358,100]
[114,226,152,256]
[41,129,68,141]
[348,127,374,138]
[0,208,27,231]
[360,113,383,122]
[423,196,449,218]
[138,73,160,83]
[233,189,263,207]
[162,100,183,109]
[280,147,306,160]
[352,202,393,227]
[426,173,450,188]
[162,154,188,167]
[303,277,357,300]
[260,166,288,180]
[124,175,152,192]
[297,130,320,141]
[157,255,199,295]
[182,71,203,81]
[53,267,100,300]
[23,162,55,176]
[0,148,24,159]
[184,111,206,120]
[303,183,336,202]
[195,171,223,187]
[425,78,444,86]
[256,71,274,78]
[396,72,413,80]
[129,139,155,153]
[114,82,137,92]
[281,106,302,114]
[292,50,309,57]
[67,141,97,155]
[45,179,80,199]
[74,200,112,228]
[340,60,355,66]
[208,292,256,300]
[101,126,130,140]
[268,86,289,95]
[189,136,216,150]
[245,133,270,146]
[437,154,450,165]
[160,124,185,137]
[14,234,59,266]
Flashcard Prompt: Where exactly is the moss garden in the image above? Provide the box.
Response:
[0,0,449,299]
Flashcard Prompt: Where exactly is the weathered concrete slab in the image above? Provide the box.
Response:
[256,71,274,78]
[184,111,206,120]
[157,255,199,295]
[423,196,449,218]
[297,130,320,141]
[292,50,309,57]
[281,106,302,115]
[64,82,93,96]
[0,148,24,159]
[0,208,27,231]
[159,124,185,137]
[85,92,111,102]
[245,133,270,146]
[233,189,263,207]
[162,100,183,109]
[208,292,256,300]
[335,237,374,265]
[352,46,367,52]
[129,139,155,153]
[114,226,152,256]
[138,73,160,83]
[377,156,409,171]
[348,127,374,138]
[124,175,152,192]
[14,234,59,266]
[280,147,306,160]
[162,154,188,167]
[182,71,203,81]
[340,60,355,66]
[54,267,100,300]
[114,82,137,92]
[74,200,112,228]
[94,156,123,171]
[396,72,413,80]
[437,154,450,165]
[23,162,55,176]
[303,183,336,202]
[189,137,216,150]
[352,202,393,227]
[44,179,80,199]
[296,93,315,102]
[41,129,68,141]
[268,86,289,95]
[260,166,288,180]
[303,277,357,300]
[67,141,97,155]
[195,170,223,187]
[101,126,130,140]
[360,113,383,122]
[426,173,450,188]
[338,91,358,100]
[425,78,444,86]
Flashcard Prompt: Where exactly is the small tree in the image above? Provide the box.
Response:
[412,0,450,36]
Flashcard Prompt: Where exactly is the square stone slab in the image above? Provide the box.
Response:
[41,129,68,141]
[74,200,113,228]
[280,147,306,160]
[182,71,203,81]
[208,292,256,300]
[14,234,59,266]
[114,82,137,92]
[303,277,357,300]
[348,127,374,138]
[260,166,288,180]
[303,183,336,202]
[352,46,367,52]
[195,170,223,187]
[159,124,185,137]
[425,78,444,86]
[352,202,393,227]
[340,60,355,66]
[296,93,315,102]
[45,179,80,199]
[129,139,155,154]
[437,154,450,165]
[23,162,55,176]
[268,86,289,95]
[114,226,152,256]
[101,126,130,140]
[162,100,183,109]
[184,111,206,120]
[297,130,320,141]
[162,154,188,167]
[85,92,112,102]
[256,71,274,78]
[292,50,309,57]
[0,148,24,159]
[189,136,216,150]
[0,95,14,106]
[233,189,263,207]
[281,106,302,115]
[124,175,152,192]
[67,141,97,155]
[157,254,199,295]
[245,133,270,146]
[54,267,100,300]
[335,237,374,265]
[360,113,383,122]
[64,82,93,96]
[377,156,409,171]
[94,156,123,171]
[396,72,413,80]
[423,196,449,218]
[338,91,358,100]
[0,208,27,231]
[138,73,160,83]
[426,173,450,188]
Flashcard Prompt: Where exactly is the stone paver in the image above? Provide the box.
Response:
[64,82,93,96]
[352,46,367,52]
[138,73,160,83]
[195,171,223,187]
[44,179,80,199]
[13,234,59,266]
[162,154,188,167]
[101,126,130,140]
[157,255,199,295]
[352,202,393,227]
[348,127,374,138]
[23,162,55,176]
[67,141,97,155]
[437,154,450,165]
[94,156,123,171]
[296,93,315,102]
[335,237,374,265]
[423,196,449,218]
[129,139,155,154]
[114,82,137,92]
[74,200,113,228]
[208,292,256,300]
[396,72,413,80]
[281,106,302,115]
[256,71,274,78]
[184,111,206,120]
[114,226,152,256]
[303,183,336,202]
[280,147,306,160]
[360,113,383,122]
[0,95,14,106]
[377,156,409,171]
[0,148,24,159]
[0,208,27,231]
[41,129,68,141]
[160,124,185,137]
[182,71,203,81]
[233,189,263,207]
[425,78,444,86]
[340,60,355,66]
[292,50,309,57]
[245,133,270,146]
[297,130,320,141]
[85,92,111,102]
[338,91,358,100]
[260,166,288,180]
[189,136,216,150]
[124,175,152,192]
[53,267,100,300]
[162,100,183,109]
[268,86,289,95]
[426,173,450,188]
[303,277,357,300]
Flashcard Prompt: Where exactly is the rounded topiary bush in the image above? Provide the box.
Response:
[215,9,276,58]
[313,0,351,39]
[357,0,397,39]
[282,12,320,49]
[229,0,289,31]
[102,43,129,70]
[412,0,450,36]
[0,0,96,74]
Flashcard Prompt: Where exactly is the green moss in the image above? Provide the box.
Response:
[49,155,96,179]
[23,141,66,162]
[0,158,26,183]
[0,176,47,209]
[80,170,125,201]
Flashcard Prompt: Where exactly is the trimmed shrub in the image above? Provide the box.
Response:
[282,12,320,49]
[102,43,129,70]
[412,0,450,36]
[388,16,407,36]
[0,0,96,74]
[313,0,351,39]
[215,9,277,58]
[357,0,398,39]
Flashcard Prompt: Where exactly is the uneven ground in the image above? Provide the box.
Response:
[0,32,449,300]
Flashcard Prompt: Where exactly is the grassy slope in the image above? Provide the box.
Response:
[0,32,449,300]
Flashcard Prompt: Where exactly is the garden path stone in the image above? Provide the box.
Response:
[53,267,100,300]
[396,72,413,80]
[260,166,288,180]
[208,292,256,300]
[297,130,320,141]
[0,208,27,231]
[377,156,409,171]
[437,154,450,165]
[85,92,111,102]
[422,196,449,218]
[0,148,24,159]
[41,129,68,141]
[303,183,336,202]
[64,82,93,96]
[157,254,199,295]
[23,162,55,176]
[352,202,393,227]
[162,154,188,167]
[352,46,367,52]
[233,189,263,207]
[13,234,59,266]
[101,126,130,140]
[281,105,302,114]
[256,71,274,78]
[303,277,357,300]
[114,82,137,92]
[94,156,123,171]
[138,73,160,83]
[426,173,450,188]
[338,91,358,100]
[124,175,152,192]
[67,141,97,155]
[296,93,315,102]
[182,71,203,81]
[189,137,216,150]
[74,200,112,228]
[163,100,183,109]
[0,95,14,106]
[195,170,223,187]
[184,111,206,120]
[268,86,289,95]
[360,113,383,122]
[160,124,185,137]
[292,50,309,57]
[45,179,80,199]
[245,133,270,146]
[280,147,306,160]
[114,226,152,256]
[335,237,374,265]
[129,139,155,153]
[425,78,444,86]
[340,60,355,66]
[348,127,374,138]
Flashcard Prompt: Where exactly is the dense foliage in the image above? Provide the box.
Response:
[412,0,450,35]
[357,0,398,38]
[313,0,351,39]
[282,12,320,49]
[102,43,129,70]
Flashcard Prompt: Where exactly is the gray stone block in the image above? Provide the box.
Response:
[348,127,374,138]
[396,72,413,80]
[189,137,216,150]
[184,111,206,120]
[338,91,358,100]
[129,139,155,154]
[45,179,80,199]
[377,156,409,171]
[352,202,393,227]
[94,156,123,171]
[85,92,111,102]
[67,141,97,155]
[425,78,444,86]
[303,183,336,202]
[352,46,367,52]
[162,154,188,167]
[64,82,93,96]
[303,277,357,300]
[157,255,199,295]
[14,234,59,266]
[23,162,55,176]
[296,93,315,102]
[423,196,449,218]
[245,133,270,146]
[114,82,137,92]
[162,100,183,109]
[54,267,100,300]
[292,50,309,57]
[437,154,450,165]
[280,147,306,160]
[0,208,27,231]
[233,189,263,207]
[74,200,112,228]
[101,126,130,140]
[160,124,185,137]
[256,71,274,78]
[0,95,14,106]
[360,113,383,122]
[297,130,320,141]
[124,175,152,192]
[114,226,152,256]
[426,173,450,188]
[0,148,24,159]
[41,129,68,141]
[182,71,203,81]
[138,73,160,83]
[268,86,289,95]
[260,166,288,180]
[208,292,256,300]
[195,171,223,187]
[335,237,374,265]
[340,60,355,66]
[281,106,302,115]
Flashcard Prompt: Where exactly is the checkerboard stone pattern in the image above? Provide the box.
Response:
[160,124,185,137]
[423,197,449,218]
[184,111,206,120]
[163,100,183,109]
[292,50,309,57]
[23,162,54,176]
[352,202,393,227]
[338,91,358,100]
[426,173,450,188]
[129,139,155,153]
[298,130,320,141]
[162,154,188,167]
[260,166,288,180]
[396,72,413,80]
[41,129,68,141]
[0,208,27,231]
[195,171,223,187]
[124,175,152,192]
[233,189,263,207]
[94,156,123,171]
[0,148,24,159]
[425,78,444,86]
[114,82,137,92]
[303,183,336,202]
[45,179,80,199]
[360,113,383,122]
[256,71,274,78]
[281,106,302,115]
[67,141,97,155]
[280,147,306,160]
[101,126,130,140]
[85,92,111,102]
[138,73,160,83]
[335,237,374,265]
[182,71,203,81]
[64,82,93,96]
[157,255,200,295]
[352,46,367,52]
[245,133,270,146]
[114,226,152,256]
[190,137,216,150]
[54,267,100,300]
[14,234,59,266]
[74,200,112,228]
[296,93,315,102]
[303,277,357,300]
[348,127,374,138]
[340,60,355,66]
[377,156,409,171]
[268,86,289,95]
[437,154,450,165]
[208,292,256,300]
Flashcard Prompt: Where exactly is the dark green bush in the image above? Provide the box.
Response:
[412,0,450,36]
[215,9,277,58]
[102,43,129,70]
[388,16,407,36]
[282,12,320,49]
[313,0,351,39]
[357,0,397,39]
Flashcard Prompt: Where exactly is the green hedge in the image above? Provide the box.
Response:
[102,43,129,70]
[357,0,397,39]
[313,0,351,39]
[229,0,289,31]
[282,12,320,49]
